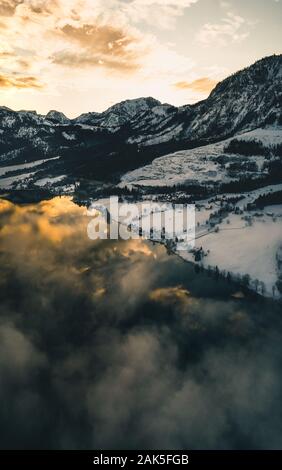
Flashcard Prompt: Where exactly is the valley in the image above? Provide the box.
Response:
[0,55,282,301]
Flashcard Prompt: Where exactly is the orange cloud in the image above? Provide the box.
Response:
[174,77,218,93]
[27,0,58,15]
[0,0,58,17]
[149,286,190,304]
[0,73,42,89]
[0,0,23,16]
[52,22,145,73]
[0,51,14,57]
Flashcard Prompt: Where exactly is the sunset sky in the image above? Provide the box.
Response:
[0,0,281,117]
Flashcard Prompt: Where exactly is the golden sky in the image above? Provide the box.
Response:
[0,0,281,117]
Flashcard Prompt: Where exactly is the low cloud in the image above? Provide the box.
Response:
[174,77,218,93]
[1,197,282,449]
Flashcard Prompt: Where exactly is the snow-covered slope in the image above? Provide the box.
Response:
[236,127,282,146]
[74,97,161,130]
[121,127,282,188]
[126,55,282,147]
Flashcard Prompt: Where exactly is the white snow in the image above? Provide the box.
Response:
[178,185,282,298]
[62,132,76,141]
[0,156,60,177]
[121,141,227,187]
[236,127,282,146]
[180,213,282,298]
[34,175,66,187]
[0,172,37,189]
[121,127,282,188]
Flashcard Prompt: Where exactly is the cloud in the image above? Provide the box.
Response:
[0,324,46,376]
[0,0,220,112]
[196,12,252,46]
[25,0,59,15]
[52,22,146,73]
[219,0,231,8]
[116,0,199,30]
[1,197,282,449]
[149,286,191,304]
[0,0,23,17]
[0,0,58,17]
[0,73,42,88]
[174,77,218,93]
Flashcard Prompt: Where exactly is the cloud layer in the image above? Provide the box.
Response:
[1,197,282,449]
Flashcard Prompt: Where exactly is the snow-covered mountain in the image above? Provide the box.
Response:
[74,97,162,129]
[45,110,70,124]
[124,54,282,148]
[0,54,281,179]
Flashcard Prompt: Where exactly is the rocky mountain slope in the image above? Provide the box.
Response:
[125,54,282,148]
[0,54,281,181]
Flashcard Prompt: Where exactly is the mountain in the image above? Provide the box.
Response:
[45,110,70,124]
[74,97,161,129]
[124,54,282,148]
[0,54,281,181]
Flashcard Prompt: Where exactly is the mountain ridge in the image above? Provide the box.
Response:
[0,54,281,179]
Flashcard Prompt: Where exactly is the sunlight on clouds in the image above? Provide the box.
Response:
[0,1,23,17]
[0,196,88,244]
[38,196,84,217]
[149,286,191,305]
[0,0,204,113]
[0,0,274,114]
[174,77,218,93]
[0,73,42,88]
[120,239,156,258]
[36,217,75,244]
[52,22,147,73]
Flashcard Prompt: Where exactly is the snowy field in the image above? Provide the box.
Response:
[0,171,37,189]
[180,201,282,299]
[183,214,282,298]
[236,126,282,145]
[120,140,227,187]
[0,156,61,189]
[120,126,282,188]
[0,156,60,178]
[90,184,282,299]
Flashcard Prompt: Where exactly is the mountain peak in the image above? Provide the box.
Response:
[46,110,70,124]
[105,97,161,114]
[74,97,162,128]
